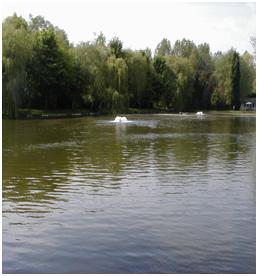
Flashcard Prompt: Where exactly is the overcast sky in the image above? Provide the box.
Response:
[1,0,256,55]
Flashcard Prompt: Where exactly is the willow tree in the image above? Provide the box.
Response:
[65,48,91,109]
[212,51,230,108]
[73,42,111,111]
[2,13,33,118]
[167,55,194,111]
[127,51,149,108]
[106,55,128,112]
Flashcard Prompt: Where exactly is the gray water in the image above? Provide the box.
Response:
[3,112,256,273]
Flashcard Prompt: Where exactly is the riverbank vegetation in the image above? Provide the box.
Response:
[3,13,256,119]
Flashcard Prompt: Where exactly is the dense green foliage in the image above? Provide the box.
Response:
[3,14,256,118]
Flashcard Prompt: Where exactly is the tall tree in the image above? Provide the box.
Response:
[167,55,194,111]
[109,37,124,58]
[240,51,256,99]
[127,51,149,108]
[106,55,128,112]
[28,14,53,31]
[212,49,241,109]
[94,32,106,48]
[28,29,66,109]
[153,56,177,109]
[190,43,214,110]
[231,51,240,109]
[212,51,230,108]
[74,43,111,111]
[2,13,256,117]
[250,36,256,62]
[64,48,91,109]
[172,39,196,58]
[2,13,33,118]
[155,38,172,57]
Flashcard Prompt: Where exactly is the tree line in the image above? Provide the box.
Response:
[3,13,256,118]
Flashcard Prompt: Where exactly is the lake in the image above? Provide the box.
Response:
[3,112,256,273]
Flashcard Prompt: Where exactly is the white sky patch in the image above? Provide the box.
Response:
[1,0,256,55]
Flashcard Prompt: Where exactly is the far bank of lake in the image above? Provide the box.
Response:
[3,108,256,120]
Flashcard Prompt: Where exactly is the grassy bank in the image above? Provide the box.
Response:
[3,108,96,120]
[3,107,173,119]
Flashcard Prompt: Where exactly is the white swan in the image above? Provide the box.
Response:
[196,111,204,116]
[114,116,128,122]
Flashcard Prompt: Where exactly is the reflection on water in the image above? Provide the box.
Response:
[3,113,256,273]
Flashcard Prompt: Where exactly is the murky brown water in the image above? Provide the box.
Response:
[3,112,256,273]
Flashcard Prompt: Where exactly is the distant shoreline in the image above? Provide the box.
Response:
[3,108,255,120]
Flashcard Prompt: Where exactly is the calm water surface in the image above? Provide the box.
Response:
[3,113,256,273]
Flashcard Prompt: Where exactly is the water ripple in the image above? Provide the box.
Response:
[3,113,256,273]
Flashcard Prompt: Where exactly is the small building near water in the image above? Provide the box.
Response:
[240,98,256,111]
